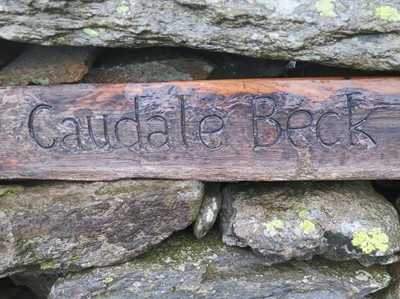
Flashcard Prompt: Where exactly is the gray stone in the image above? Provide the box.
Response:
[193,183,221,239]
[0,1,399,71]
[0,45,98,86]
[371,262,400,299]
[0,180,203,277]
[220,181,400,264]
[48,230,391,299]
[83,49,215,83]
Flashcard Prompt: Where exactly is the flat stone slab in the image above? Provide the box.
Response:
[0,1,399,71]
[48,230,391,299]
[0,180,203,277]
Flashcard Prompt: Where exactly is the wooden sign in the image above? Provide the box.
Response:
[1,78,400,181]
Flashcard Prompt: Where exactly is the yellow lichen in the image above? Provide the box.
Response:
[351,228,389,254]
[315,0,338,17]
[103,277,114,283]
[265,219,284,231]
[83,28,99,37]
[116,5,130,13]
[300,220,316,234]
[375,5,400,21]
[298,210,311,219]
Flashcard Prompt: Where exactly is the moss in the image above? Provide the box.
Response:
[351,228,389,254]
[265,219,284,231]
[375,5,400,21]
[83,28,99,37]
[315,0,338,17]
[116,5,130,13]
[0,186,24,198]
[298,210,310,219]
[300,220,316,234]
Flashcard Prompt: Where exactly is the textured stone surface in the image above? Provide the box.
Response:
[371,262,400,299]
[220,181,400,265]
[0,1,399,71]
[49,230,391,299]
[0,45,98,86]
[0,180,203,277]
[193,183,221,239]
[83,48,214,83]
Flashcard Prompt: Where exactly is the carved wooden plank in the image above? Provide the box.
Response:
[1,78,400,181]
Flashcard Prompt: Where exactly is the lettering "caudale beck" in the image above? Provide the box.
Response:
[28,91,376,154]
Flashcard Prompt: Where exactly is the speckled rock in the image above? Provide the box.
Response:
[0,180,203,277]
[83,48,214,83]
[0,45,98,86]
[0,1,399,71]
[220,181,400,265]
[48,230,391,299]
[193,183,221,239]
[371,262,400,299]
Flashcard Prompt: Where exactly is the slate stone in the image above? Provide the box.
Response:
[0,180,203,277]
[0,1,399,71]
[83,48,215,83]
[48,230,391,299]
[220,181,400,265]
[0,45,98,86]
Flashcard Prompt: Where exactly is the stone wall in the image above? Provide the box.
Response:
[1,14,400,297]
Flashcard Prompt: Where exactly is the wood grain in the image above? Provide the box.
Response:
[1,78,400,181]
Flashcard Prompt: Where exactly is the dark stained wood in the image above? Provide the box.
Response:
[1,78,400,181]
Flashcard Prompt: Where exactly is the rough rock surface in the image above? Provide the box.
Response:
[220,181,400,265]
[0,1,399,71]
[0,180,203,277]
[371,263,400,299]
[48,230,391,299]
[83,48,214,83]
[0,45,98,86]
[193,183,221,239]
[371,262,400,299]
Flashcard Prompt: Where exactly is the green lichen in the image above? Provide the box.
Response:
[265,219,284,231]
[116,5,130,13]
[351,228,389,254]
[57,36,65,42]
[103,277,114,283]
[300,220,316,234]
[315,0,338,17]
[375,5,400,21]
[98,28,106,34]
[298,210,310,219]
[0,186,23,198]
[83,28,99,37]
